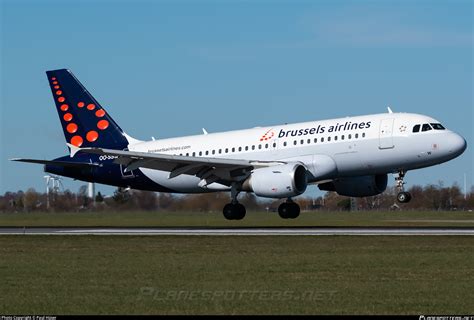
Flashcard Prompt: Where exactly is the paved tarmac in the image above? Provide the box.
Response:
[0,227,473,236]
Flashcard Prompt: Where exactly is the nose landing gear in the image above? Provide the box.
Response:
[395,170,411,203]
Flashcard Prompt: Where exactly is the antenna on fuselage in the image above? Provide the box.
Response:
[387,106,394,114]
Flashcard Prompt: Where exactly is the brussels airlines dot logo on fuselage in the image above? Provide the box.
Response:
[260,129,275,141]
[277,121,372,138]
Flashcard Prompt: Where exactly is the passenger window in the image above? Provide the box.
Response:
[307,139,311,144]
[413,124,420,133]
[348,134,351,139]
[205,151,208,156]
[186,153,189,156]
[219,149,222,154]
[232,147,235,152]
[314,138,317,143]
[284,141,287,147]
[192,152,196,157]
[273,142,276,148]
[431,123,445,130]
[225,148,229,153]
[300,139,304,145]
[422,123,432,132]
[341,135,345,140]
[265,143,268,149]
[321,137,324,142]
[199,151,202,156]
[245,146,249,151]
[293,140,297,145]
[355,133,359,139]
[212,150,215,155]
[258,144,262,149]
[362,132,366,138]
[238,147,242,152]
[328,137,331,142]
[252,145,255,150]
[334,136,338,141]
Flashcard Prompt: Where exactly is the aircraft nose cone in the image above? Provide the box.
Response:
[448,133,467,157]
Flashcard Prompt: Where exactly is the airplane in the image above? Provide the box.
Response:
[12,69,467,220]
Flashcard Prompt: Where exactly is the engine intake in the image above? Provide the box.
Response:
[243,163,307,198]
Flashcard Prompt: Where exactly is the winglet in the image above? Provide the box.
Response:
[387,106,393,114]
[67,143,81,158]
[202,128,208,135]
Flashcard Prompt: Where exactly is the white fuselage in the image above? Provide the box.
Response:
[126,112,466,193]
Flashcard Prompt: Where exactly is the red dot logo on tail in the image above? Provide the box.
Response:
[97,120,109,130]
[63,113,73,122]
[86,131,99,142]
[95,109,105,117]
[67,123,78,134]
[70,135,83,147]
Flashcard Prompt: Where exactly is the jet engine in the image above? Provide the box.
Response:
[318,174,388,197]
[243,163,307,198]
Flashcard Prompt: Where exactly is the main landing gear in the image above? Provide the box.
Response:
[278,199,300,219]
[395,170,411,203]
[223,202,246,220]
[222,185,301,220]
[222,184,246,220]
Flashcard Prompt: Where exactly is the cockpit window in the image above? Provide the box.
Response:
[430,123,445,130]
[412,124,420,133]
[422,123,432,132]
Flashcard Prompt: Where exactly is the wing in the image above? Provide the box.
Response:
[76,146,286,186]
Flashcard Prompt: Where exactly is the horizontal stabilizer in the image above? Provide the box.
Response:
[10,158,101,168]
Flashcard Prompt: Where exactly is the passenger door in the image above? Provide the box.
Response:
[379,118,395,149]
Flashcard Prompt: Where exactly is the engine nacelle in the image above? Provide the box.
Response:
[319,174,388,197]
[243,163,308,198]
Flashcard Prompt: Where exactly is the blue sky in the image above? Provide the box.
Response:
[0,0,472,197]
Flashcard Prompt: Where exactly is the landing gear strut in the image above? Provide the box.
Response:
[395,170,411,203]
[222,184,246,220]
[278,199,300,219]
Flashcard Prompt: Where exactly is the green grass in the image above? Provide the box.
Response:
[0,235,473,314]
[1,210,474,227]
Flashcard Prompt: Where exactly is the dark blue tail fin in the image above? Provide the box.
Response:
[46,69,130,150]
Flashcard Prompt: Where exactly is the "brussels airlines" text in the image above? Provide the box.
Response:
[278,121,371,138]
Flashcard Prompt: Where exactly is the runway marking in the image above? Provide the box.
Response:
[1,227,474,236]
[388,219,474,223]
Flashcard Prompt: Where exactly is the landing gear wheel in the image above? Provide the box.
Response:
[235,203,246,220]
[222,183,247,220]
[278,201,300,219]
[223,203,246,220]
[223,203,235,220]
[397,192,412,203]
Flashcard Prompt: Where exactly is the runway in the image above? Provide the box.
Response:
[0,227,473,236]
